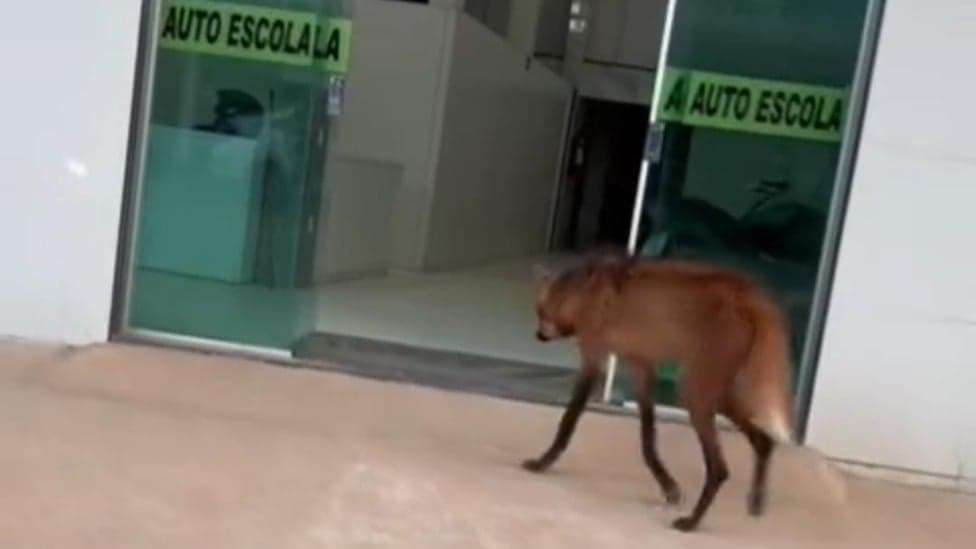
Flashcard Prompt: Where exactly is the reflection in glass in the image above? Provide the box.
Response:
[610,0,870,406]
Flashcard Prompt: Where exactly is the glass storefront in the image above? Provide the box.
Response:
[121,0,350,350]
[607,0,873,408]
[115,0,880,426]
[119,0,585,386]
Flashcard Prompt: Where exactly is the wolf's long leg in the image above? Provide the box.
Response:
[722,398,775,517]
[632,364,682,505]
[673,368,729,532]
[522,366,598,473]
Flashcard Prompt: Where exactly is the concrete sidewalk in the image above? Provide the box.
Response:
[1,342,973,548]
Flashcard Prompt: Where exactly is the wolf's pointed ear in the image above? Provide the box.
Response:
[532,263,553,282]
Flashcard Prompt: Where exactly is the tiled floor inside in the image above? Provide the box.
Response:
[314,257,577,369]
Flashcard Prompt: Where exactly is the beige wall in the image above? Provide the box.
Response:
[316,2,571,276]
[424,14,572,269]
[319,0,455,273]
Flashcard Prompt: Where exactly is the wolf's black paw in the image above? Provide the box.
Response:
[748,488,767,517]
[664,484,683,506]
[671,516,699,532]
[521,458,550,473]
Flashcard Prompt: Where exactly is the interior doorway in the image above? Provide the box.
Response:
[552,98,650,253]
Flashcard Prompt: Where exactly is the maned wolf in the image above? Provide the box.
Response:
[524,254,793,532]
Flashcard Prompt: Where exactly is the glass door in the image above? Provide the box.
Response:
[120,0,352,351]
[607,0,873,411]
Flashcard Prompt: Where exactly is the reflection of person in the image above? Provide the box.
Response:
[193,89,265,137]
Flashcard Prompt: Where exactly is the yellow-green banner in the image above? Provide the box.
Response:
[657,68,848,143]
[158,0,352,73]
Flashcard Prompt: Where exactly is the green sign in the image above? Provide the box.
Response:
[158,0,352,73]
[657,68,848,143]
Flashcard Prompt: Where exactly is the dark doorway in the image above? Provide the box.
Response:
[554,98,650,252]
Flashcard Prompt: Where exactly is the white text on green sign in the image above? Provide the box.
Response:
[658,69,847,143]
[159,0,352,73]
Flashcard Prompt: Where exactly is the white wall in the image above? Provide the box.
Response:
[424,14,572,269]
[322,0,455,272]
[807,0,976,481]
[574,0,667,105]
[463,0,511,38]
[534,0,570,57]
[315,1,571,275]
[314,159,401,281]
[506,0,543,54]
[584,0,664,70]
[0,2,141,343]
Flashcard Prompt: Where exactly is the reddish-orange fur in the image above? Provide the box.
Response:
[525,255,793,532]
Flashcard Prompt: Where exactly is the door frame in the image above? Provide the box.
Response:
[110,0,159,339]
[793,0,888,440]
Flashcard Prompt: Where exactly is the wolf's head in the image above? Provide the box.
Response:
[532,253,632,342]
[533,268,579,342]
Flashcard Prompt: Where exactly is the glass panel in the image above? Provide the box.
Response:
[609,0,870,407]
[126,0,350,350]
[301,3,581,394]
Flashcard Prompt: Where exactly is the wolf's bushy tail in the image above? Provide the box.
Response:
[735,292,794,444]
